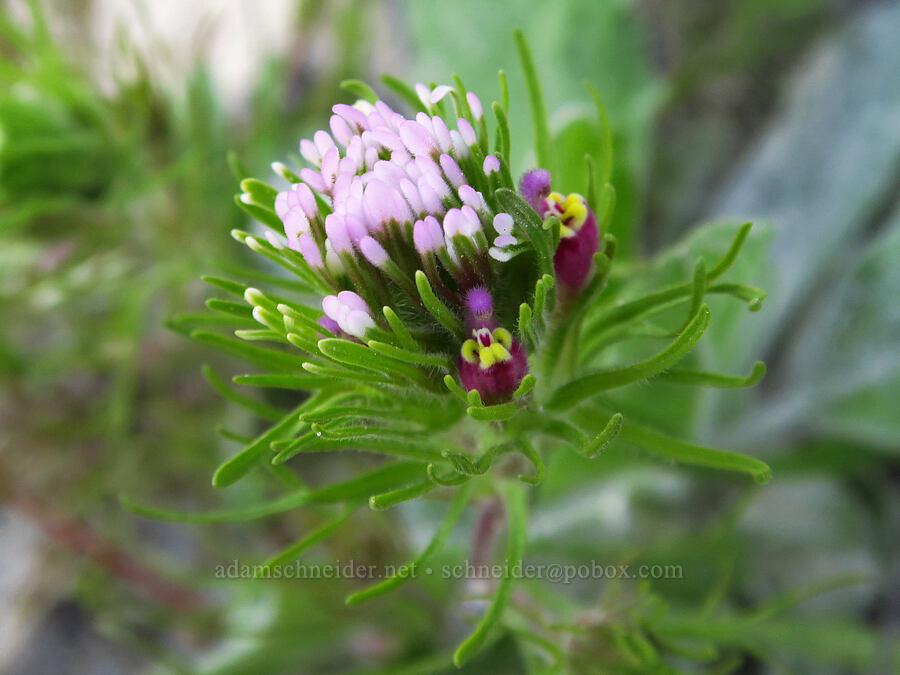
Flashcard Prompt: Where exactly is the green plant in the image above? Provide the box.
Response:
[129,32,777,672]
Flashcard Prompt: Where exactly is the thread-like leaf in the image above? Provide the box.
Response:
[368,340,451,369]
[658,361,766,388]
[369,479,435,510]
[513,374,537,398]
[340,78,378,103]
[584,81,613,183]
[708,282,766,311]
[382,306,419,351]
[233,373,334,389]
[513,29,551,173]
[495,188,554,276]
[234,194,282,231]
[467,402,519,422]
[707,222,752,279]
[498,69,509,112]
[580,413,624,458]
[202,364,284,422]
[548,306,711,410]
[319,338,436,390]
[191,330,301,372]
[212,403,307,487]
[122,462,423,522]
[347,481,475,605]
[240,178,279,210]
[380,73,428,112]
[493,101,511,160]
[273,432,444,465]
[415,270,463,337]
[443,374,469,402]
[454,480,527,666]
[618,420,771,483]
[254,506,355,577]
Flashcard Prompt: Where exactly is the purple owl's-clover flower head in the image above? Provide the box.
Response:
[271,85,531,404]
[519,169,599,293]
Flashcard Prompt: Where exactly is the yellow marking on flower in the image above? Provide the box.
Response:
[478,346,497,369]
[547,192,588,234]
[462,326,516,370]
[490,342,510,361]
[461,339,479,363]
[493,327,512,349]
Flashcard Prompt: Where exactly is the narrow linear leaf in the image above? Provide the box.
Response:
[347,481,475,605]
[454,480,527,667]
[707,222,752,280]
[514,439,544,485]
[498,69,509,113]
[658,361,766,388]
[584,81,613,183]
[234,373,335,390]
[240,178,279,209]
[581,413,624,458]
[708,282,766,311]
[368,340,451,369]
[467,402,519,422]
[216,427,252,444]
[495,188,554,276]
[513,29,552,173]
[340,78,378,103]
[415,271,463,337]
[548,306,711,410]
[513,374,536,398]
[202,364,284,422]
[493,101,511,160]
[119,461,425,523]
[618,420,771,483]
[165,313,255,334]
[201,274,248,297]
[206,298,253,320]
[234,194,282,231]
[381,73,428,112]
[191,330,301,372]
[273,433,444,465]
[680,258,707,332]
[319,338,435,389]
[212,403,307,488]
[443,374,469,402]
[383,306,419,351]
[255,506,355,577]
[302,361,393,385]
[369,479,435,510]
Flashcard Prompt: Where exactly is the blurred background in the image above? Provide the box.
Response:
[1,0,898,673]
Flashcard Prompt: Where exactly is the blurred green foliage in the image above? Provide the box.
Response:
[1,0,897,673]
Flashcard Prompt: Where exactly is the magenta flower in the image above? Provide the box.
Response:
[518,169,600,293]
[458,327,528,405]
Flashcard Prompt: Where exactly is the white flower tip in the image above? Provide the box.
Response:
[251,305,269,326]
[244,287,265,306]
[493,212,514,235]
[489,247,513,262]
[264,230,286,250]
